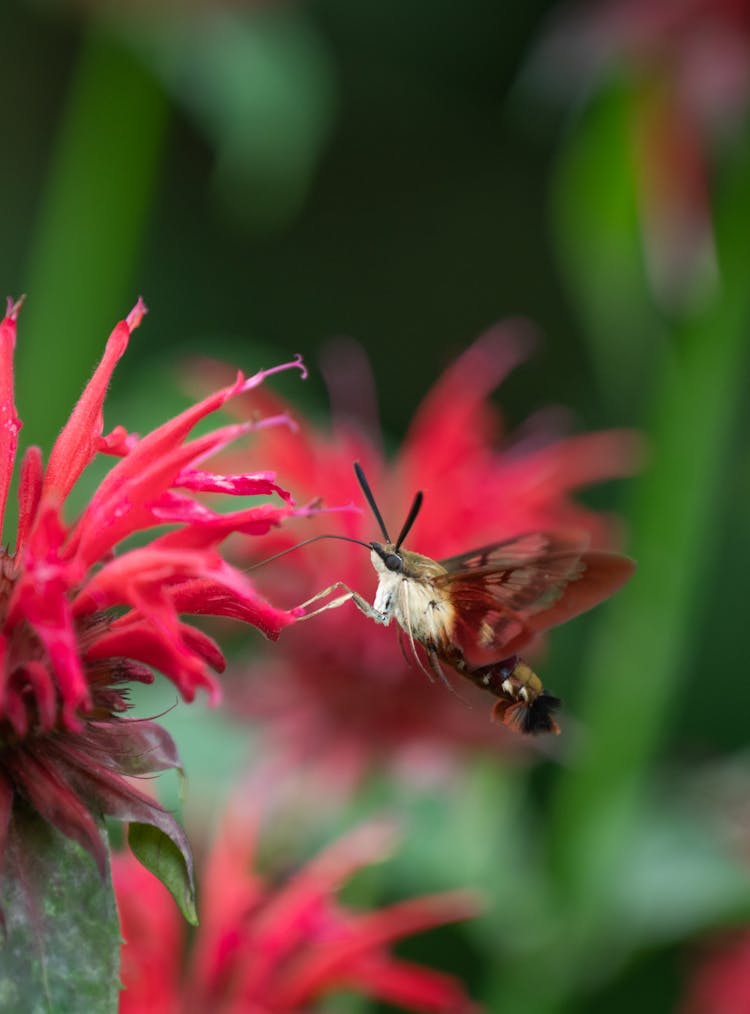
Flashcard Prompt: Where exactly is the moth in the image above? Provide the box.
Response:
[296,463,635,735]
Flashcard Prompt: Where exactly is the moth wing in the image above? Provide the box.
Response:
[439,532,589,575]
[436,533,634,662]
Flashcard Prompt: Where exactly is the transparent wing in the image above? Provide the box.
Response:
[436,532,634,658]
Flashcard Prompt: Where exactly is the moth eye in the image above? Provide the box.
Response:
[385,553,403,572]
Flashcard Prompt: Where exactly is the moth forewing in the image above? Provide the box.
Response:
[442,545,635,665]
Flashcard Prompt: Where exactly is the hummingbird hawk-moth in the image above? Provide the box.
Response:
[296,463,635,735]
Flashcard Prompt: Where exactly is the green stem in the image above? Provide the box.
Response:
[493,138,750,1014]
[17,24,168,453]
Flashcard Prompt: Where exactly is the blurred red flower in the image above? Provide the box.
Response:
[540,0,750,306]
[682,931,750,1014]
[0,297,305,881]
[206,325,638,786]
[115,795,480,1013]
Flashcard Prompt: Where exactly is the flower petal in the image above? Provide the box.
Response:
[5,749,106,874]
[46,737,194,895]
[85,616,226,698]
[41,300,145,508]
[9,510,90,726]
[400,322,532,485]
[175,468,292,502]
[91,719,184,778]
[272,891,481,1010]
[14,446,42,555]
[0,299,23,533]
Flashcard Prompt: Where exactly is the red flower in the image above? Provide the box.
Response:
[681,931,750,1014]
[539,0,750,306]
[115,790,480,1013]
[0,296,305,879]
[205,325,638,785]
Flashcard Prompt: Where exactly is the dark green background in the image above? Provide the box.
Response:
[2,1,749,1011]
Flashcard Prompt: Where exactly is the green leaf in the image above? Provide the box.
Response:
[17,26,168,456]
[128,822,198,926]
[551,79,666,409]
[129,7,336,232]
[0,807,120,1014]
[613,806,750,945]
[492,125,750,1014]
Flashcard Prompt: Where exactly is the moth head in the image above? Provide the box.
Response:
[369,542,404,574]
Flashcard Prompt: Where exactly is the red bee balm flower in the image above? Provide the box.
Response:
[115,801,480,1013]
[210,326,639,783]
[681,931,750,1014]
[540,0,750,305]
[0,297,305,878]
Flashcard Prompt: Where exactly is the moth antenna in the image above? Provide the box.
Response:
[353,461,391,542]
[246,533,371,571]
[395,490,424,550]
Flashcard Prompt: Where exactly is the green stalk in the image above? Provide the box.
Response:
[554,133,750,918]
[493,139,750,1014]
[17,24,168,452]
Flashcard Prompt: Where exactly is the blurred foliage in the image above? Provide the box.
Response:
[2,0,750,1010]
[0,809,120,1011]
[550,80,667,411]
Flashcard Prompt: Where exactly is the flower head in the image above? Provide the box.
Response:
[681,930,750,1014]
[538,0,750,306]
[115,787,480,1013]
[206,325,638,785]
[0,297,305,879]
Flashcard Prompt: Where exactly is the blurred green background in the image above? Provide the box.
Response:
[4,0,750,1011]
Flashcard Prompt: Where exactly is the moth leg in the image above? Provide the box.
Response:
[350,590,390,623]
[426,647,452,689]
[295,591,354,622]
[397,628,413,668]
[397,627,433,681]
[396,590,435,682]
[295,581,351,611]
[426,647,471,707]
[295,583,389,624]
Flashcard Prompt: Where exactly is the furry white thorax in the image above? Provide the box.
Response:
[369,548,455,646]
[370,550,400,622]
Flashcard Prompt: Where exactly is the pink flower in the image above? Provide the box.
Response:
[0,297,305,878]
[204,325,638,785]
[539,0,750,305]
[681,931,750,1014]
[115,793,480,1013]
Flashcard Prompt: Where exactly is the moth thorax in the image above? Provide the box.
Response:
[372,566,402,616]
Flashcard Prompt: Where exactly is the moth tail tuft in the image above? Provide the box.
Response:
[492,691,561,736]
